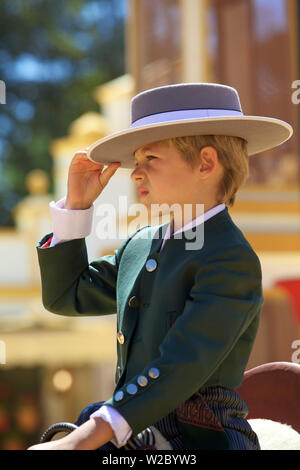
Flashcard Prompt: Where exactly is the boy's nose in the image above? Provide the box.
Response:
[130,167,145,182]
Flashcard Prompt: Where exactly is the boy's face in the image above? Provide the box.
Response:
[131,140,212,217]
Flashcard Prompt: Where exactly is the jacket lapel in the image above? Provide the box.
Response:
[116,223,169,374]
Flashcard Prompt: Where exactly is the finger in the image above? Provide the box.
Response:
[72,151,105,168]
[99,162,121,187]
[73,150,87,158]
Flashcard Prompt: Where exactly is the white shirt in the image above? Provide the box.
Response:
[46,196,226,447]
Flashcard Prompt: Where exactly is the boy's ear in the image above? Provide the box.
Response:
[198,146,219,178]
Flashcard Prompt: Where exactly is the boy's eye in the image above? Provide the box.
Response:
[134,156,156,167]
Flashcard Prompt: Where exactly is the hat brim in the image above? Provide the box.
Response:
[86,116,293,169]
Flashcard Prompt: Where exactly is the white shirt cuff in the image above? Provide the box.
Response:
[49,233,65,247]
[49,196,94,241]
[89,405,133,449]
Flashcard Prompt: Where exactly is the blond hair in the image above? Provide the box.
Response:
[157,135,249,207]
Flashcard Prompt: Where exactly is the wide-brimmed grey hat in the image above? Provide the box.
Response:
[86,82,293,169]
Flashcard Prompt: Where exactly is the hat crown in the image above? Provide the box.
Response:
[131,83,243,124]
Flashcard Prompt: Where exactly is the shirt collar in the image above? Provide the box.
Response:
[160,203,226,251]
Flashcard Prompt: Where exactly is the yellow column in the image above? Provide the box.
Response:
[181,0,209,83]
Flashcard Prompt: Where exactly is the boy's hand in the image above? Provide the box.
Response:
[27,440,73,450]
[27,417,115,450]
[65,151,121,210]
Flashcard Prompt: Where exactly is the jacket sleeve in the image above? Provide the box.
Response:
[101,244,264,435]
[36,231,140,317]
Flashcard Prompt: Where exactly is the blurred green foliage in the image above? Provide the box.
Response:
[0,0,126,226]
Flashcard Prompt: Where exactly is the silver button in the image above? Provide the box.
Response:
[114,391,124,401]
[137,375,148,387]
[128,295,140,309]
[148,367,160,379]
[117,331,125,344]
[145,259,158,272]
[126,384,138,395]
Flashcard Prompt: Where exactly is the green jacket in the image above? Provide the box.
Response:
[36,207,264,449]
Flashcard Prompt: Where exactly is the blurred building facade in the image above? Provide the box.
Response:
[0,0,300,449]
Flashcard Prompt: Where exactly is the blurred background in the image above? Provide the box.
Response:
[0,0,299,450]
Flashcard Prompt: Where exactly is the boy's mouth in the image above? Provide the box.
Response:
[138,187,149,196]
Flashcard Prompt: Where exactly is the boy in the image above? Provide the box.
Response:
[30,83,293,450]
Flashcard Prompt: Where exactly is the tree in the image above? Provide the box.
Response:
[0,0,126,226]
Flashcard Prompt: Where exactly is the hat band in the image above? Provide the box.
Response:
[131,108,243,128]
